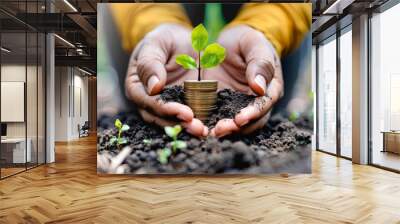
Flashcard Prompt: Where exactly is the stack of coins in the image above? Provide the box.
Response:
[184,80,218,121]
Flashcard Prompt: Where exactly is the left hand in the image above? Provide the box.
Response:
[205,25,284,137]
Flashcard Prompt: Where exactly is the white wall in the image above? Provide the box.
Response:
[54,67,89,141]
[1,65,37,138]
[1,63,46,164]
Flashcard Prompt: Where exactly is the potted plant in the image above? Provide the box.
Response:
[175,24,226,121]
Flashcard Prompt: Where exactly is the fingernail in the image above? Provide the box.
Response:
[254,74,266,95]
[147,75,159,94]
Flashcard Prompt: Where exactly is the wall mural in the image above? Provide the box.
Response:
[97,3,313,174]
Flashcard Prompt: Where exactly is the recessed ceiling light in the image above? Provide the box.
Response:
[1,47,11,53]
[78,67,92,76]
[323,0,354,15]
[63,0,78,12]
[54,34,75,48]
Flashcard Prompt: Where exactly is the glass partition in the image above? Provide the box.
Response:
[27,30,38,169]
[317,35,337,154]
[38,32,45,165]
[0,1,46,179]
[1,30,28,177]
[339,27,352,158]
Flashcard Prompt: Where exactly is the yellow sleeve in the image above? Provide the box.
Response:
[110,3,192,52]
[227,3,311,57]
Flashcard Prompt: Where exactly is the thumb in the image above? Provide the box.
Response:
[245,59,274,96]
[136,44,168,95]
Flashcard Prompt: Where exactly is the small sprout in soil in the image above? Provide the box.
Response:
[175,24,226,81]
[158,148,172,164]
[143,139,152,145]
[289,112,300,122]
[164,125,187,153]
[110,119,130,147]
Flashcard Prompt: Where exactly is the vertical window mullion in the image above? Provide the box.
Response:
[336,27,341,157]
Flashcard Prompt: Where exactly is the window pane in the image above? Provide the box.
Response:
[318,37,337,154]
[371,4,400,171]
[340,28,352,158]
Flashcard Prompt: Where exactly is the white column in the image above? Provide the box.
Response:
[46,32,55,163]
[352,14,369,164]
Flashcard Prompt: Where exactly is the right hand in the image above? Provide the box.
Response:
[125,24,208,137]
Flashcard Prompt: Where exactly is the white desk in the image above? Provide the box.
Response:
[1,138,31,163]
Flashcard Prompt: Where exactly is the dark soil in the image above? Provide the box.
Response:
[160,86,255,128]
[98,86,312,174]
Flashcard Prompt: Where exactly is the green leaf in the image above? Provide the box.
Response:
[173,125,182,136]
[118,138,128,145]
[176,54,197,70]
[114,119,122,130]
[121,124,130,132]
[200,43,226,69]
[109,136,117,145]
[164,126,176,138]
[191,24,208,51]
[172,140,187,149]
[289,112,299,122]
[158,148,172,164]
[164,125,182,139]
[143,139,151,145]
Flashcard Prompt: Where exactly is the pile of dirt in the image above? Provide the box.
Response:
[97,86,312,174]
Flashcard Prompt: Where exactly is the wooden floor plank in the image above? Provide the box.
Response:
[0,135,399,223]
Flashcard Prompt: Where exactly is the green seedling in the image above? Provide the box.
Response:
[289,111,300,122]
[175,24,226,81]
[143,139,152,145]
[164,125,187,153]
[110,119,130,147]
[158,148,172,164]
[156,125,186,164]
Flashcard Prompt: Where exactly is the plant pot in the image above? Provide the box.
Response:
[184,80,218,121]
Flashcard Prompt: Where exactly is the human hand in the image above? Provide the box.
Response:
[125,24,208,137]
[205,25,284,137]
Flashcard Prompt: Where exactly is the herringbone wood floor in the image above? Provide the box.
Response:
[1,135,400,224]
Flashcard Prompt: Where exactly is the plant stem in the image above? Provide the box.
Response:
[198,51,201,81]
[172,137,177,153]
[117,130,121,147]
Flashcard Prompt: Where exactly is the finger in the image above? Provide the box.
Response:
[126,74,194,122]
[139,109,207,137]
[240,112,270,135]
[235,78,282,127]
[211,119,240,138]
[139,109,176,127]
[136,42,168,95]
[182,118,209,137]
[245,58,274,96]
